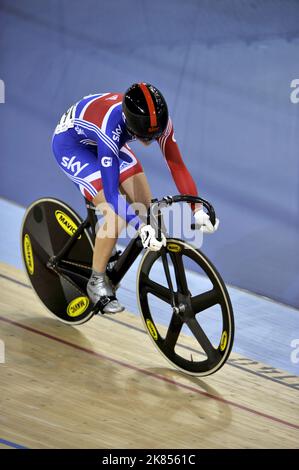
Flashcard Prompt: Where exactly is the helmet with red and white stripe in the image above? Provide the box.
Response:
[122,83,168,141]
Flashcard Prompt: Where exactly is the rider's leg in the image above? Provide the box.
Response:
[88,172,152,312]
[91,172,152,274]
[119,172,153,217]
[120,172,167,234]
[91,189,126,273]
[87,189,126,313]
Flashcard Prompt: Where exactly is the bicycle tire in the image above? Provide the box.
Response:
[137,238,234,376]
[21,198,95,325]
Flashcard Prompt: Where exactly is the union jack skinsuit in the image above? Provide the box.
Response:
[52,92,198,228]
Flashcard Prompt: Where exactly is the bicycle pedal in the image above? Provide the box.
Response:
[92,295,124,315]
[92,295,114,313]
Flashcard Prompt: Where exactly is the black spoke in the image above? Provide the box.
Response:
[191,289,219,314]
[140,273,172,304]
[186,318,219,361]
[161,250,175,293]
[165,314,183,351]
[170,253,189,294]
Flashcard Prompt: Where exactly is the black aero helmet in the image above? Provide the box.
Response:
[122,83,168,140]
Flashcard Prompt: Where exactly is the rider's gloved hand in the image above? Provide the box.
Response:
[194,209,219,234]
[138,224,167,251]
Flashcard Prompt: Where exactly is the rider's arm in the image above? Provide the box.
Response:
[99,150,141,229]
[157,118,198,197]
[158,119,219,232]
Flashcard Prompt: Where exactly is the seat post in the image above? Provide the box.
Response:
[85,199,98,244]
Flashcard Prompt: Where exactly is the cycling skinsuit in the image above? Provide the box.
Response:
[52,92,198,229]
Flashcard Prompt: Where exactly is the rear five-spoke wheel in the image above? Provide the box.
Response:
[137,238,234,376]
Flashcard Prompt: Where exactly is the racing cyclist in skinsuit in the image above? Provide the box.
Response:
[52,83,219,313]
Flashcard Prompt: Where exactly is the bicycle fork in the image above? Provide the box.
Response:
[160,249,186,316]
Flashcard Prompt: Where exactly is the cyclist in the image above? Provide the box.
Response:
[52,83,219,313]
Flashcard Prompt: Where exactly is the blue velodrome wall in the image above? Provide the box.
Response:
[0,0,299,307]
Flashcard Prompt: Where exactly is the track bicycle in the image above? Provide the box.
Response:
[21,195,234,376]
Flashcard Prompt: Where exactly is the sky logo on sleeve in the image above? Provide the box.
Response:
[61,156,89,176]
[112,124,122,142]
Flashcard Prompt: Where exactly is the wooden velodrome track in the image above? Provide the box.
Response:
[0,262,298,449]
